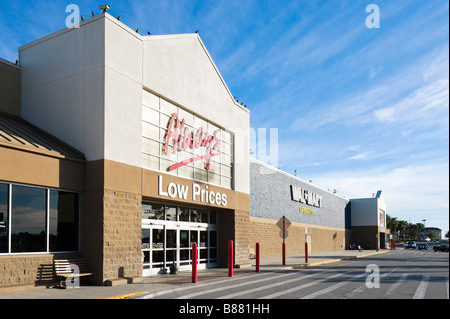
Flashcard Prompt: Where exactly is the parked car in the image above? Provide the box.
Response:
[417,243,428,250]
[405,241,416,249]
[433,242,449,252]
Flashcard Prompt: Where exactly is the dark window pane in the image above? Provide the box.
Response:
[166,229,176,248]
[179,207,189,222]
[0,184,8,253]
[165,205,177,221]
[210,231,217,247]
[180,230,189,248]
[210,211,217,224]
[49,191,79,252]
[11,186,47,253]
[191,209,208,223]
[142,203,164,220]
[153,229,164,249]
[200,231,208,248]
[142,229,150,250]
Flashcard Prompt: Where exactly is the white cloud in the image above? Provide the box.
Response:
[374,107,395,123]
[310,160,449,232]
[347,152,369,160]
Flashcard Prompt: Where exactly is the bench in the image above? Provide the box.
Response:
[54,257,93,288]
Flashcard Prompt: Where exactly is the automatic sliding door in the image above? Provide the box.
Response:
[166,229,177,269]
[179,229,190,268]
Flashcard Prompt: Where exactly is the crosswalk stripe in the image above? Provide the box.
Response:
[301,272,366,299]
[139,271,272,299]
[340,272,390,299]
[385,273,408,296]
[178,271,302,299]
[413,275,430,299]
[258,271,351,299]
[217,270,334,299]
[446,276,449,299]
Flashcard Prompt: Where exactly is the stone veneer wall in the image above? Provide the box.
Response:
[102,190,142,283]
[234,209,250,267]
[0,255,54,288]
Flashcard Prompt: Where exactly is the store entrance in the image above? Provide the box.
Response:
[141,202,218,276]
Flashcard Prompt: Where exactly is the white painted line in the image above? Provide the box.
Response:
[258,271,351,299]
[178,270,304,299]
[301,272,366,299]
[446,276,449,300]
[139,271,274,299]
[385,274,408,296]
[413,275,429,299]
[217,270,334,299]
[340,272,390,299]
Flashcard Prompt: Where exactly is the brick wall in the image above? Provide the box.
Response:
[248,217,348,257]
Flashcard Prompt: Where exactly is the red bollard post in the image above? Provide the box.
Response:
[305,242,308,263]
[256,242,260,273]
[282,243,286,266]
[192,242,197,283]
[228,240,233,277]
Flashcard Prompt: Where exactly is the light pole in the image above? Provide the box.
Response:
[422,219,426,240]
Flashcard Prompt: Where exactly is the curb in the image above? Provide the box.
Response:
[100,291,149,299]
[289,250,390,269]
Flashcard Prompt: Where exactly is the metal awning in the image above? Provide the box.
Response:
[0,112,85,162]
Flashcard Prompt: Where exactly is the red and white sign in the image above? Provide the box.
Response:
[164,113,221,172]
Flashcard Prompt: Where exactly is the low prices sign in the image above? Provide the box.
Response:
[164,113,221,172]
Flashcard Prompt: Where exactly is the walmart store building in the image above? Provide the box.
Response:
[0,13,388,292]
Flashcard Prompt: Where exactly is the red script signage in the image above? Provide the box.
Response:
[164,113,221,171]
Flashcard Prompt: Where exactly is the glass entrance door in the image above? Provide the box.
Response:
[141,202,218,276]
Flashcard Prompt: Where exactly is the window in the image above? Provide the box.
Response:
[11,185,47,253]
[0,182,80,255]
[142,203,164,220]
[142,92,234,189]
[49,190,79,252]
[0,184,8,253]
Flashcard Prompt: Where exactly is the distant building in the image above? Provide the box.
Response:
[419,227,442,240]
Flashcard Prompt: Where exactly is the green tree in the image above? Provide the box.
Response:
[397,220,407,241]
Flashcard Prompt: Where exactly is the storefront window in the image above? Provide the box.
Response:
[142,203,164,220]
[142,92,234,189]
[165,205,177,221]
[0,183,80,255]
[11,185,47,253]
[0,184,8,254]
[179,207,189,222]
[191,209,208,223]
[49,190,79,252]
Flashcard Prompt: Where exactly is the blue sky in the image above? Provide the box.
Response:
[0,0,448,236]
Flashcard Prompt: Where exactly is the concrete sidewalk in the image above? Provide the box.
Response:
[0,249,390,299]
